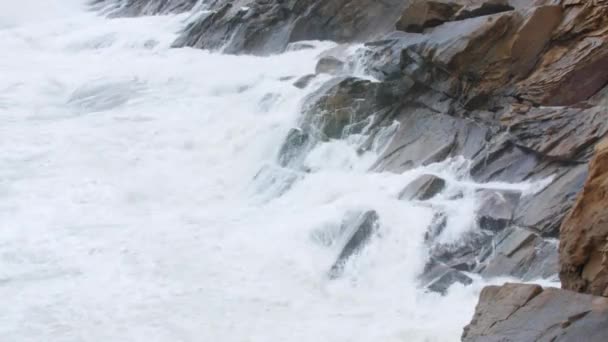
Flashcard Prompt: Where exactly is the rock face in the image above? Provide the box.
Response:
[268,0,608,292]
[463,283,608,342]
[560,139,608,296]
[172,0,410,55]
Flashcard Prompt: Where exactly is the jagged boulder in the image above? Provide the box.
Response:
[463,283,608,342]
[560,139,608,296]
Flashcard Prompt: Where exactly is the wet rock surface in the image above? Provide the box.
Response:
[422,259,473,295]
[328,211,380,279]
[169,0,410,55]
[560,139,608,296]
[399,174,446,201]
[463,283,608,342]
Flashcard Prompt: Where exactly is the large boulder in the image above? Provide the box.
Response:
[463,283,608,342]
[560,139,608,296]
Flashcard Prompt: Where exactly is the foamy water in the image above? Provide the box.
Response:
[0,2,542,341]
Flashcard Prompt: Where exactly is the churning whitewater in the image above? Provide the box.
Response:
[0,1,551,341]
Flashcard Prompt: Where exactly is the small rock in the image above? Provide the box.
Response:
[421,260,473,295]
[293,74,316,89]
[476,190,520,232]
[315,56,345,75]
[328,211,379,278]
[399,174,446,201]
[277,128,310,167]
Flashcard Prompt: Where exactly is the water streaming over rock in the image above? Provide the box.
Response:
[0,1,556,341]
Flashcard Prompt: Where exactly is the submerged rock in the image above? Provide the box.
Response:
[315,56,345,75]
[277,128,310,168]
[328,211,379,279]
[293,74,316,89]
[421,260,473,295]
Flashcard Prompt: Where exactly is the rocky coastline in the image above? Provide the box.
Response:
[96,0,608,340]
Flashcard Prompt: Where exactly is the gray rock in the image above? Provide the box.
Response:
[170,0,410,55]
[421,260,473,295]
[430,230,494,272]
[463,283,608,342]
[293,74,316,89]
[477,226,558,280]
[300,77,390,140]
[399,174,447,201]
[315,56,345,75]
[514,164,588,237]
[329,211,379,279]
[277,128,310,168]
[476,190,520,232]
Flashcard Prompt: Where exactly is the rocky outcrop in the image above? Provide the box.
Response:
[269,0,608,291]
[172,0,410,55]
[463,283,608,342]
[560,138,608,296]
